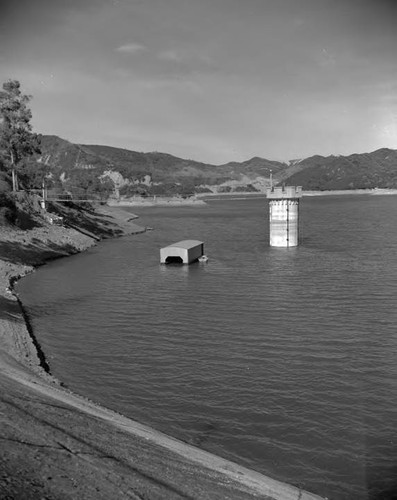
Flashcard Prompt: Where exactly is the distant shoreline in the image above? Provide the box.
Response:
[199,188,397,197]
[108,196,207,207]
[107,188,397,207]
[302,188,397,196]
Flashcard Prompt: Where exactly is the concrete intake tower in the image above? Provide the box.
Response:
[266,186,302,247]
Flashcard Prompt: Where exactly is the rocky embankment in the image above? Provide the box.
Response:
[0,203,323,500]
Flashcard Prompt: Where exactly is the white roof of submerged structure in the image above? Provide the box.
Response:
[160,240,204,264]
[162,240,203,250]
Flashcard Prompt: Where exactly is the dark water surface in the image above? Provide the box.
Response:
[17,195,397,499]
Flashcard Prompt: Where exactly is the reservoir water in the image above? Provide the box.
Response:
[17,195,397,499]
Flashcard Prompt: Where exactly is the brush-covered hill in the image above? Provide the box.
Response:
[38,136,397,196]
[38,136,287,196]
[281,149,397,190]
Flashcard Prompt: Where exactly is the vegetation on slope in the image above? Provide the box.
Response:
[38,134,397,196]
[280,150,397,190]
[37,136,286,197]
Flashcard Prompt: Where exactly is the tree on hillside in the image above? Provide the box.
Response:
[63,169,115,200]
[18,157,53,191]
[0,79,41,191]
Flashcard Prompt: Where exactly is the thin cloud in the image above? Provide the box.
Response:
[157,49,184,62]
[115,43,146,54]
[157,49,214,66]
[156,49,219,77]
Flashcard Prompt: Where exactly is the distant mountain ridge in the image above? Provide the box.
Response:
[38,135,397,196]
[282,149,397,190]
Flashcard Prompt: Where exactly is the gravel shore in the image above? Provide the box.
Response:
[0,205,323,500]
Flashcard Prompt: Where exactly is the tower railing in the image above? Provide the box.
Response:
[266,186,302,199]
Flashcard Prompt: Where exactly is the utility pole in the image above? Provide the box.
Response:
[41,179,46,210]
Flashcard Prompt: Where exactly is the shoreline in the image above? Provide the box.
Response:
[302,188,397,196]
[199,188,397,198]
[108,196,207,207]
[108,188,397,207]
[0,205,324,499]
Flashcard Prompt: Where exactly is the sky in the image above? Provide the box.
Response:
[1,0,396,164]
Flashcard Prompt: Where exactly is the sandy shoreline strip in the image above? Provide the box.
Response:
[108,196,207,207]
[0,206,324,499]
[107,188,397,207]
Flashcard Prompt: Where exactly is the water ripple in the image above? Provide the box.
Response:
[17,196,397,500]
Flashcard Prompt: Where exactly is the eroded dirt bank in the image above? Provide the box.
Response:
[0,204,323,500]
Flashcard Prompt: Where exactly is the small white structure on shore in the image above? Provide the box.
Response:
[160,240,204,264]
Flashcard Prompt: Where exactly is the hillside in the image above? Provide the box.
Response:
[38,136,397,196]
[38,136,287,196]
[281,149,397,190]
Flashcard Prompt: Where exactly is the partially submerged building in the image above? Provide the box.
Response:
[160,240,204,264]
[266,186,302,247]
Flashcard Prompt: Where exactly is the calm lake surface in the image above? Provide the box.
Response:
[17,195,397,499]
